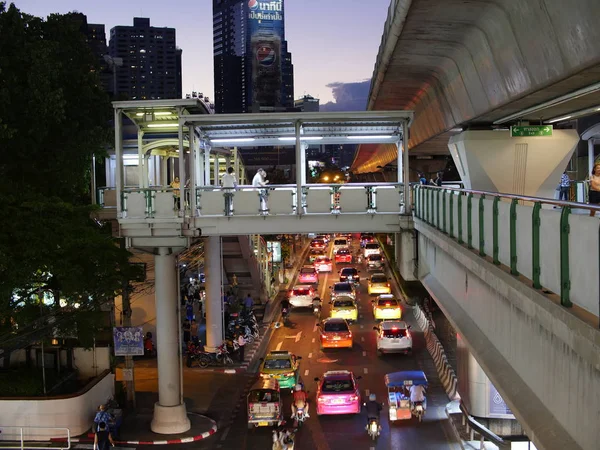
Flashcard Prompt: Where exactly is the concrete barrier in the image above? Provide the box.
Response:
[413,303,459,401]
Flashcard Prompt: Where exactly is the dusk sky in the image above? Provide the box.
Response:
[11,0,390,109]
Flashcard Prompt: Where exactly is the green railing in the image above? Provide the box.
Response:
[413,185,600,319]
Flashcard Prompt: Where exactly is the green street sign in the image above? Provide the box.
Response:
[510,125,553,137]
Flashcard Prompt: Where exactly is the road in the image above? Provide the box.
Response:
[214,233,461,450]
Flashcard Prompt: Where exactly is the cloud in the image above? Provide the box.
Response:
[320,79,371,112]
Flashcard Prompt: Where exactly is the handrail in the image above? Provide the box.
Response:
[459,403,510,449]
[417,184,600,213]
[0,426,71,449]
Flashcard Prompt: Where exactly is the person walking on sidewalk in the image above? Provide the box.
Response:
[94,422,115,450]
[237,333,247,362]
[244,293,254,313]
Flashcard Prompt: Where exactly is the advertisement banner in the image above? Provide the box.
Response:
[247,0,284,109]
[113,326,144,356]
[267,241,282,263]
[489,383,514,418]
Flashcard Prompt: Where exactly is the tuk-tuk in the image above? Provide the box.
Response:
[385,370,428,422]
[247,378,283,429]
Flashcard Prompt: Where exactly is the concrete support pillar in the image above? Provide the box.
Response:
[151,248,190,434]
[448,130,579,197]
[204,236,223,350]
[161,156,168,187]
[396,231,417,281]
[402,120,411,214]
[177,114,186,216]
[114,110,123,214]
[396,141,403,184]
[188,128,197,216]
[137,130,144,188]
[213,154,219,186]
[204,148,211,187]
[588,139,596,176]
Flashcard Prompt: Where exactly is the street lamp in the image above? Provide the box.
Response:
[104,55,123,98]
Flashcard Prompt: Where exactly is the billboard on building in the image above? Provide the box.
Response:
[113,326,144,356]
[247,0,284,110]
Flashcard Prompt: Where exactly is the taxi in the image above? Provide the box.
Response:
[334,247,353,264]
[309,248,326,263]
[314,256,333,273]
[259,351,302,390]
[368,272,391,295]
[310,239,327,250]
[372,294,402,320]
[298,265,318,284]
[318,318,353,349]
[330,296,358,322]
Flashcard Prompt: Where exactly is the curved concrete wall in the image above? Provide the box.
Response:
[415,219,600,450]
[355,0,600,172]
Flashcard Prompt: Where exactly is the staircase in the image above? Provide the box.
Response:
[221,236,269,319]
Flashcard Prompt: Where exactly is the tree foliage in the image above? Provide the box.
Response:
[0,3,139,342]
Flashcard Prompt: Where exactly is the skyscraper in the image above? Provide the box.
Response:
[213,0,294,113]
[109,18,182,100]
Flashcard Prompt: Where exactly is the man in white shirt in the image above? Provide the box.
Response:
[221,167,237,215]
[409,384,426,403]
[251,168,269,213]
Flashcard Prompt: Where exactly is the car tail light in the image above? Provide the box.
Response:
[249,402,254,410]
[349,395,358,402]
[284,372,295,377]
[321,334,327,340]
[406,330,411,339]
[386,283,390,287]
[348,332,353,339]
[317,396,326,403]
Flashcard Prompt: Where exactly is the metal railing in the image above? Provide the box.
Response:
[0,427,70,449]
[413,185,600,319]
[115,183,407,219]
[459,403,510,449]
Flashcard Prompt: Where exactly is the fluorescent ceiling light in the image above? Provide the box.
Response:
[147,123,179,128]
[546,115,572,124]
[347,135,394,140]
[154,111,172,116]
[135,112,144,116]
[211,138,255,143]
[450,128,463,132]
[278,136,323,141]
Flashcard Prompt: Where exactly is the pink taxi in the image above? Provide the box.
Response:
[314,370,362,415]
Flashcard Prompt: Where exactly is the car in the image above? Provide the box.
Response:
[372,294,402,320]
[373,321,412,355]
[332,238,348,254]
[330,282,356,301]
[310,239,327,250]
[314,256,333,273]
[318,318,353,349]
[334,247,353,264]
[360,233,375,248]
[368,273,391,295]
[336,233,353,242]
[339,267,360,284]
[298,265,319,284]
[309,249,326,263]
[288,285,317,308]
[314,370,361,415]
[363,243,381,258]
[365,254,385,272]
[316,234,330,245]
[259,351,302,389]
[329,296,358,322]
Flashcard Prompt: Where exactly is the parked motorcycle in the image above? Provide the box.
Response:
[187,342,233,368]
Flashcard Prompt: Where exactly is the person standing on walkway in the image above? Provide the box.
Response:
[94,422,115,450]
[221,166,238,216]
[171,176,181,209]
[252,168,269,213]
[237,333,247,362]
[589,163,600,216]
[244,293,254,313]
[558,170,571,202]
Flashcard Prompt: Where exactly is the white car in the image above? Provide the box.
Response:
[288,285,317,308]
[332,238,348,254]
[373,321,412,355]
[363,243,381,259]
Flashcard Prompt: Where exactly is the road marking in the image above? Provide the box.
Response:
[364,367,368,374]
[312,338,315,343]
[313,322,318,332]
[304,369,309,376]
[275,341,283,351]
[220,426,231,441]
[362,351,367,357]
[308,352,313,358]
[360,324,364,329]
[295,331,302,342]
[365,389,370,397]
[361,337,365,342]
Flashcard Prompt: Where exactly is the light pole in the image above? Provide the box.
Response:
[104,55,123,98]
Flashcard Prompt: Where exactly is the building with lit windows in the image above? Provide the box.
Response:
[109,17,182,100]
[213,0,294,113]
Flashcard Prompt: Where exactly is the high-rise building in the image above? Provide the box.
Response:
[213,0,294,114]
[109,18,182,100]
[295,95,320,112]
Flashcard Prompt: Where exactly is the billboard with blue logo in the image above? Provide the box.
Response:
[247,0,284,110]
[113,326,144,356]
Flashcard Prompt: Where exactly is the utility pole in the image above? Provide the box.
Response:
[120,238,135,408]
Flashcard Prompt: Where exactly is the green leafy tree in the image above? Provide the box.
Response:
[0,4,139,354]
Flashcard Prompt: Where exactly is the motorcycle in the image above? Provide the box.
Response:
[413,401,425,422]
[187,342,233,368]
[272,428,295,450]
[312,297,321,317]
[367,418,381,441]
[293,406,307,429]
[282,307,291,326]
